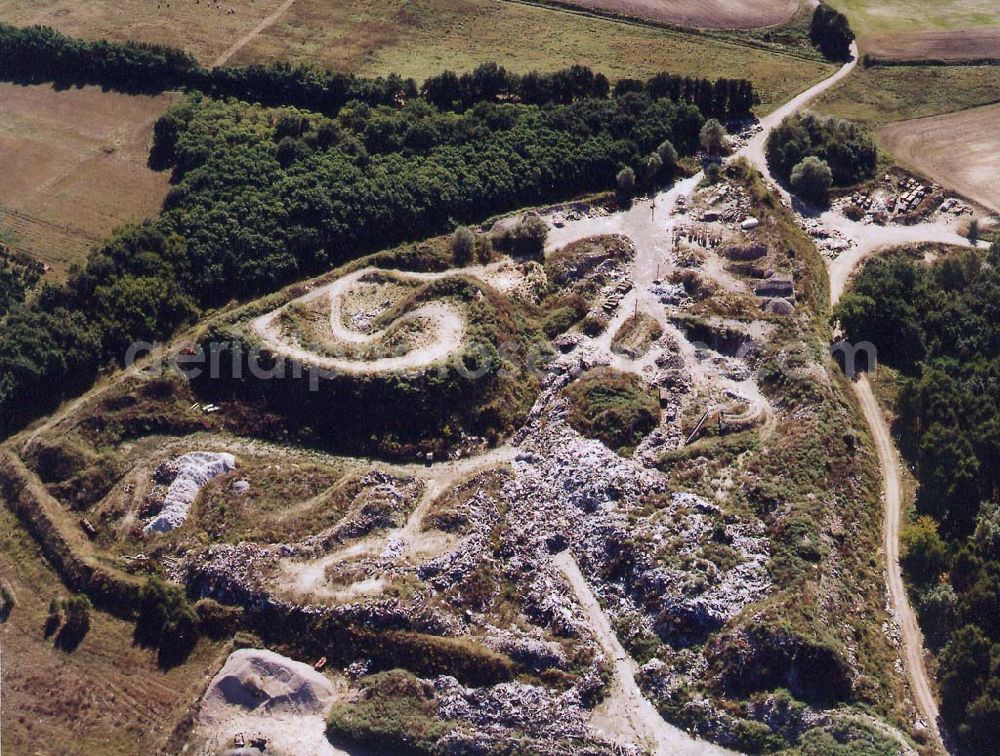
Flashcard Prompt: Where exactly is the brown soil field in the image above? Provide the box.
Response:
[553,0,799,29]
[0,83,175,277]
[866,26,1000,61]
[878,103,1000,214]
[0,0,292,64]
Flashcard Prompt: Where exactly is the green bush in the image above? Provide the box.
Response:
[0,579,15,622]
[901,516,949,584]
[790,157,834,205]
[135,576,200,666]
[56,594,92,650]
[564,367,660,455]
[451,226,475,265]
[327,670,454,755]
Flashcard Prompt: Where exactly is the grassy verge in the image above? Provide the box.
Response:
[814,64,1000,124]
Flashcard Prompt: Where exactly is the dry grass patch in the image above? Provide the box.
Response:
[0,82,175,278]
[0,505,225,754]
[814,64,1000,124]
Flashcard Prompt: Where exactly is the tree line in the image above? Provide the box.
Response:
[835,247,1000,754]
[0,87,710,435]
[423,62,756,121]
[0,23,756,120]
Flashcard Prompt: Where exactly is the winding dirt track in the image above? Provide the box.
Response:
[251,267,467,374]
[742,42,946,751]
[554,553,734,756]
[852,375,943,746]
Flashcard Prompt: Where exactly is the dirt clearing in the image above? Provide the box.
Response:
[0,82,175,277]
[555,0,798,29]
[878,103,1000,214]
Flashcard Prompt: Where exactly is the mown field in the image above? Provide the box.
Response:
[826,0,1000,60]
[878,103,1000,213]
[0,83,174,278]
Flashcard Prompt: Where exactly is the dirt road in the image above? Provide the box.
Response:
[852,376,943,747]
[251,267,467,375]
[212,0,297,67]
[735,44,946,750]
[553,552,734,756]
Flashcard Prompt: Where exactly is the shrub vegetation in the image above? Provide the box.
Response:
[766,112,876,189]
[564,367,660,455]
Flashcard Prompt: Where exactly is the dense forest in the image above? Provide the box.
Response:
[0,44,745,434]
[835,246,1000,755]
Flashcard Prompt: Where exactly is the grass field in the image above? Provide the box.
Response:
[0,83,174,278]
[814,65,1000,123]
[544,0,799,29]
[230,0,835,112]
[0,505,226,754]
[826,0,1000,60]
[0,0,834,113]
[878,103,1000,213]
[0,0,292,65]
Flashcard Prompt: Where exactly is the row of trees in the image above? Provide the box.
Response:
[0,89,710,434]
[835,247,1000,753]
[0,23,413,110]
[0,24,757,121]
[423,62,757,121]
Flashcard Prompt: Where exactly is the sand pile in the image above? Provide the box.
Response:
[200,649,335,721]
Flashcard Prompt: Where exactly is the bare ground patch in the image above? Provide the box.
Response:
[865,26,1000,61]
[0,82,176,277]
[878,103,1000,214]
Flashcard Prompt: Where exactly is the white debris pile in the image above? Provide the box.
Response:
[434,677,591,742]
[145,452,236,534]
